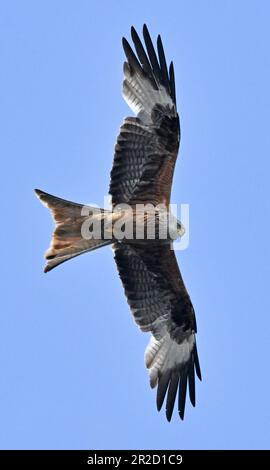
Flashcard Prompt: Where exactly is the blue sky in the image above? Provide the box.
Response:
[1,0,270,450]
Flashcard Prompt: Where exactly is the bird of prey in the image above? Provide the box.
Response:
[35,24,201,421]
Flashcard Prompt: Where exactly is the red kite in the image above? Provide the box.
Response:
[35,25,201,421]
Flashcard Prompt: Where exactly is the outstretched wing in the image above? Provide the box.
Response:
[109,25,180,207]
[113,241,201,421]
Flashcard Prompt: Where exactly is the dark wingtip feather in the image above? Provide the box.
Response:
[130,25,157,89]
[122,37,142,74]
[131,25,136,36]
[130,26,140,49]
[165,373,179,422]
[143,23,148,34]
[131,26,144,56]
[122,36,131,56]
[142,24,163,84]
[194,343,202,381]
[157,34,170,91]
[124,25,176,104]
[169,61,176,105]
[188,361,196,407]
[178,372,188,420]
[156,371,171,411]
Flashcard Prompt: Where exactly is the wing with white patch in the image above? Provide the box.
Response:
[109,25,180,207]
[113,241,201,421]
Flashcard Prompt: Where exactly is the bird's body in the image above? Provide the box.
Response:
[35,25,201,421]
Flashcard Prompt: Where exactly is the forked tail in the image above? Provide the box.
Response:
[35,189,113,272]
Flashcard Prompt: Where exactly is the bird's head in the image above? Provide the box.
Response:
[168,214,186,240]
[176,220,185,238]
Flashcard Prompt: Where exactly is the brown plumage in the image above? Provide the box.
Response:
[35,24,201,421]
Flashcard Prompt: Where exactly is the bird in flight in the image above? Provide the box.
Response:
[35,24,201,421]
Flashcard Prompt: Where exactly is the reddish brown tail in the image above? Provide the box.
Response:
[35,189,113,272]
